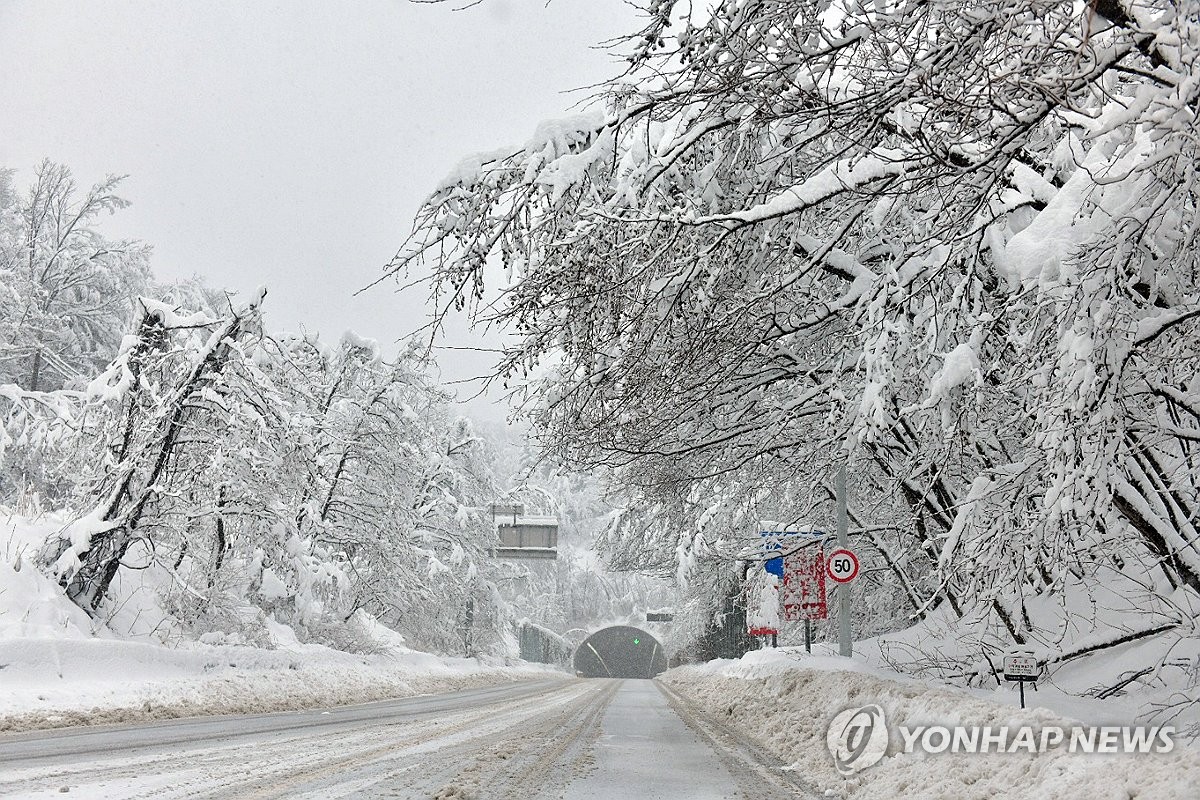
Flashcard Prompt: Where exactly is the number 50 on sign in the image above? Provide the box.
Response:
[826,548,860,583]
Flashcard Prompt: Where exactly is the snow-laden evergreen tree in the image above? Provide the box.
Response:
[391,0,1200,678]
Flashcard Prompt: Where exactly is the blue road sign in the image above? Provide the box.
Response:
[759,529,823,575]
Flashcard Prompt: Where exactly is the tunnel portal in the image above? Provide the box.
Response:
[572,625,668,679]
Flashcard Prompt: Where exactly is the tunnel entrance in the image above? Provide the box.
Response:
[572,625,668,679]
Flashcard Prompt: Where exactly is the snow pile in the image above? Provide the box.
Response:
[852,565,1200,738]
[0,514,100,641]
[0,636,560,733]
[758,544,1200,741]
[0,510,563,732]
[662,650,1199,799]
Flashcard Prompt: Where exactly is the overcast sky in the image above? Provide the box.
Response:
[0,0,637,422]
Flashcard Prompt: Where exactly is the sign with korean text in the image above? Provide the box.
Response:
[1003,654,1039,682]
[782,547,828,621]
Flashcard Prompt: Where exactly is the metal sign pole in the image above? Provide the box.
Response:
[836,464,852,657]
[1003,651,1039,709]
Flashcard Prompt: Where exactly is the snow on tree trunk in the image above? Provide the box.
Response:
[43,293,265,611]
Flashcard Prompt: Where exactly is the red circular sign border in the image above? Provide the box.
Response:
[826,548,860,583]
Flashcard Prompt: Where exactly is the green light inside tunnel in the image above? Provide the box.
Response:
[575,626,668,678]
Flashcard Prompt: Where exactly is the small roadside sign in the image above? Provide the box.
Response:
[826,548,860,583]
[1003,650,1040,708]
[759,528,820,574]
[1003,654,1039,681]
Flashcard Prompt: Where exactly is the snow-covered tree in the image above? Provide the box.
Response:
[283,339,502,652]
[391,0,1200,657]
[38,292,268,609]
[2,279,510,654]
[0,161,151,391]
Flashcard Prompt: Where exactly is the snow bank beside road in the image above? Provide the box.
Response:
[0,637,562,732]
[0,510,563,733]
[661,649,1199,800]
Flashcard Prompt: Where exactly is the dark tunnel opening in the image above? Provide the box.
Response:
[572,625,668,679]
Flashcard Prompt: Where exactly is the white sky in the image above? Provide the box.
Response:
[0,0,637,422]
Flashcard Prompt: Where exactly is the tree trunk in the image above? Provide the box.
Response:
[54,302,259,612]
[29,348,42,392]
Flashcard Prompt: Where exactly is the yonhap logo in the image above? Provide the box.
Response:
[823,704,1175,777]
[826,704,889,775]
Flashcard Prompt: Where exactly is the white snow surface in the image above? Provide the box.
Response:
[0,510,560,732]
[696,148,906,225]
[663,649,1199,799]
[0,635,557,733]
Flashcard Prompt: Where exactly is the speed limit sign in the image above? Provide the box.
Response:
[826,548,860,583]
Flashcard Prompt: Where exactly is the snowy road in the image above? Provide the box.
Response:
[0,678,815,799]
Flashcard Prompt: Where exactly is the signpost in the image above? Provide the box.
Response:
[746,568,782,647]
[758,528,827,651]
[1003,650,1040,709]
[781,547,827,620]
[748,625,779,641]
[742,466,858,656]
[781,546,827,653]
[760,529,813,575]
[835,465,852,657]
[489,503,524,523]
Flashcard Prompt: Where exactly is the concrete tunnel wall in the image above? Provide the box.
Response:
[572,625,668,679]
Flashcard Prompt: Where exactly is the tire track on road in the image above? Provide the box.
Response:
[231,681,599,800]
[429,678,620,800]
[656,680,822,799]
[0,679,588,800]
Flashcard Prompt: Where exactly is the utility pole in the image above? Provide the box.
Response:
[836,463,852,657]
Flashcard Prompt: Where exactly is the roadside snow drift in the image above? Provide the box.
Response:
[662,649,1199,800]
[0,511,562,732]
[0,637,562,732]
